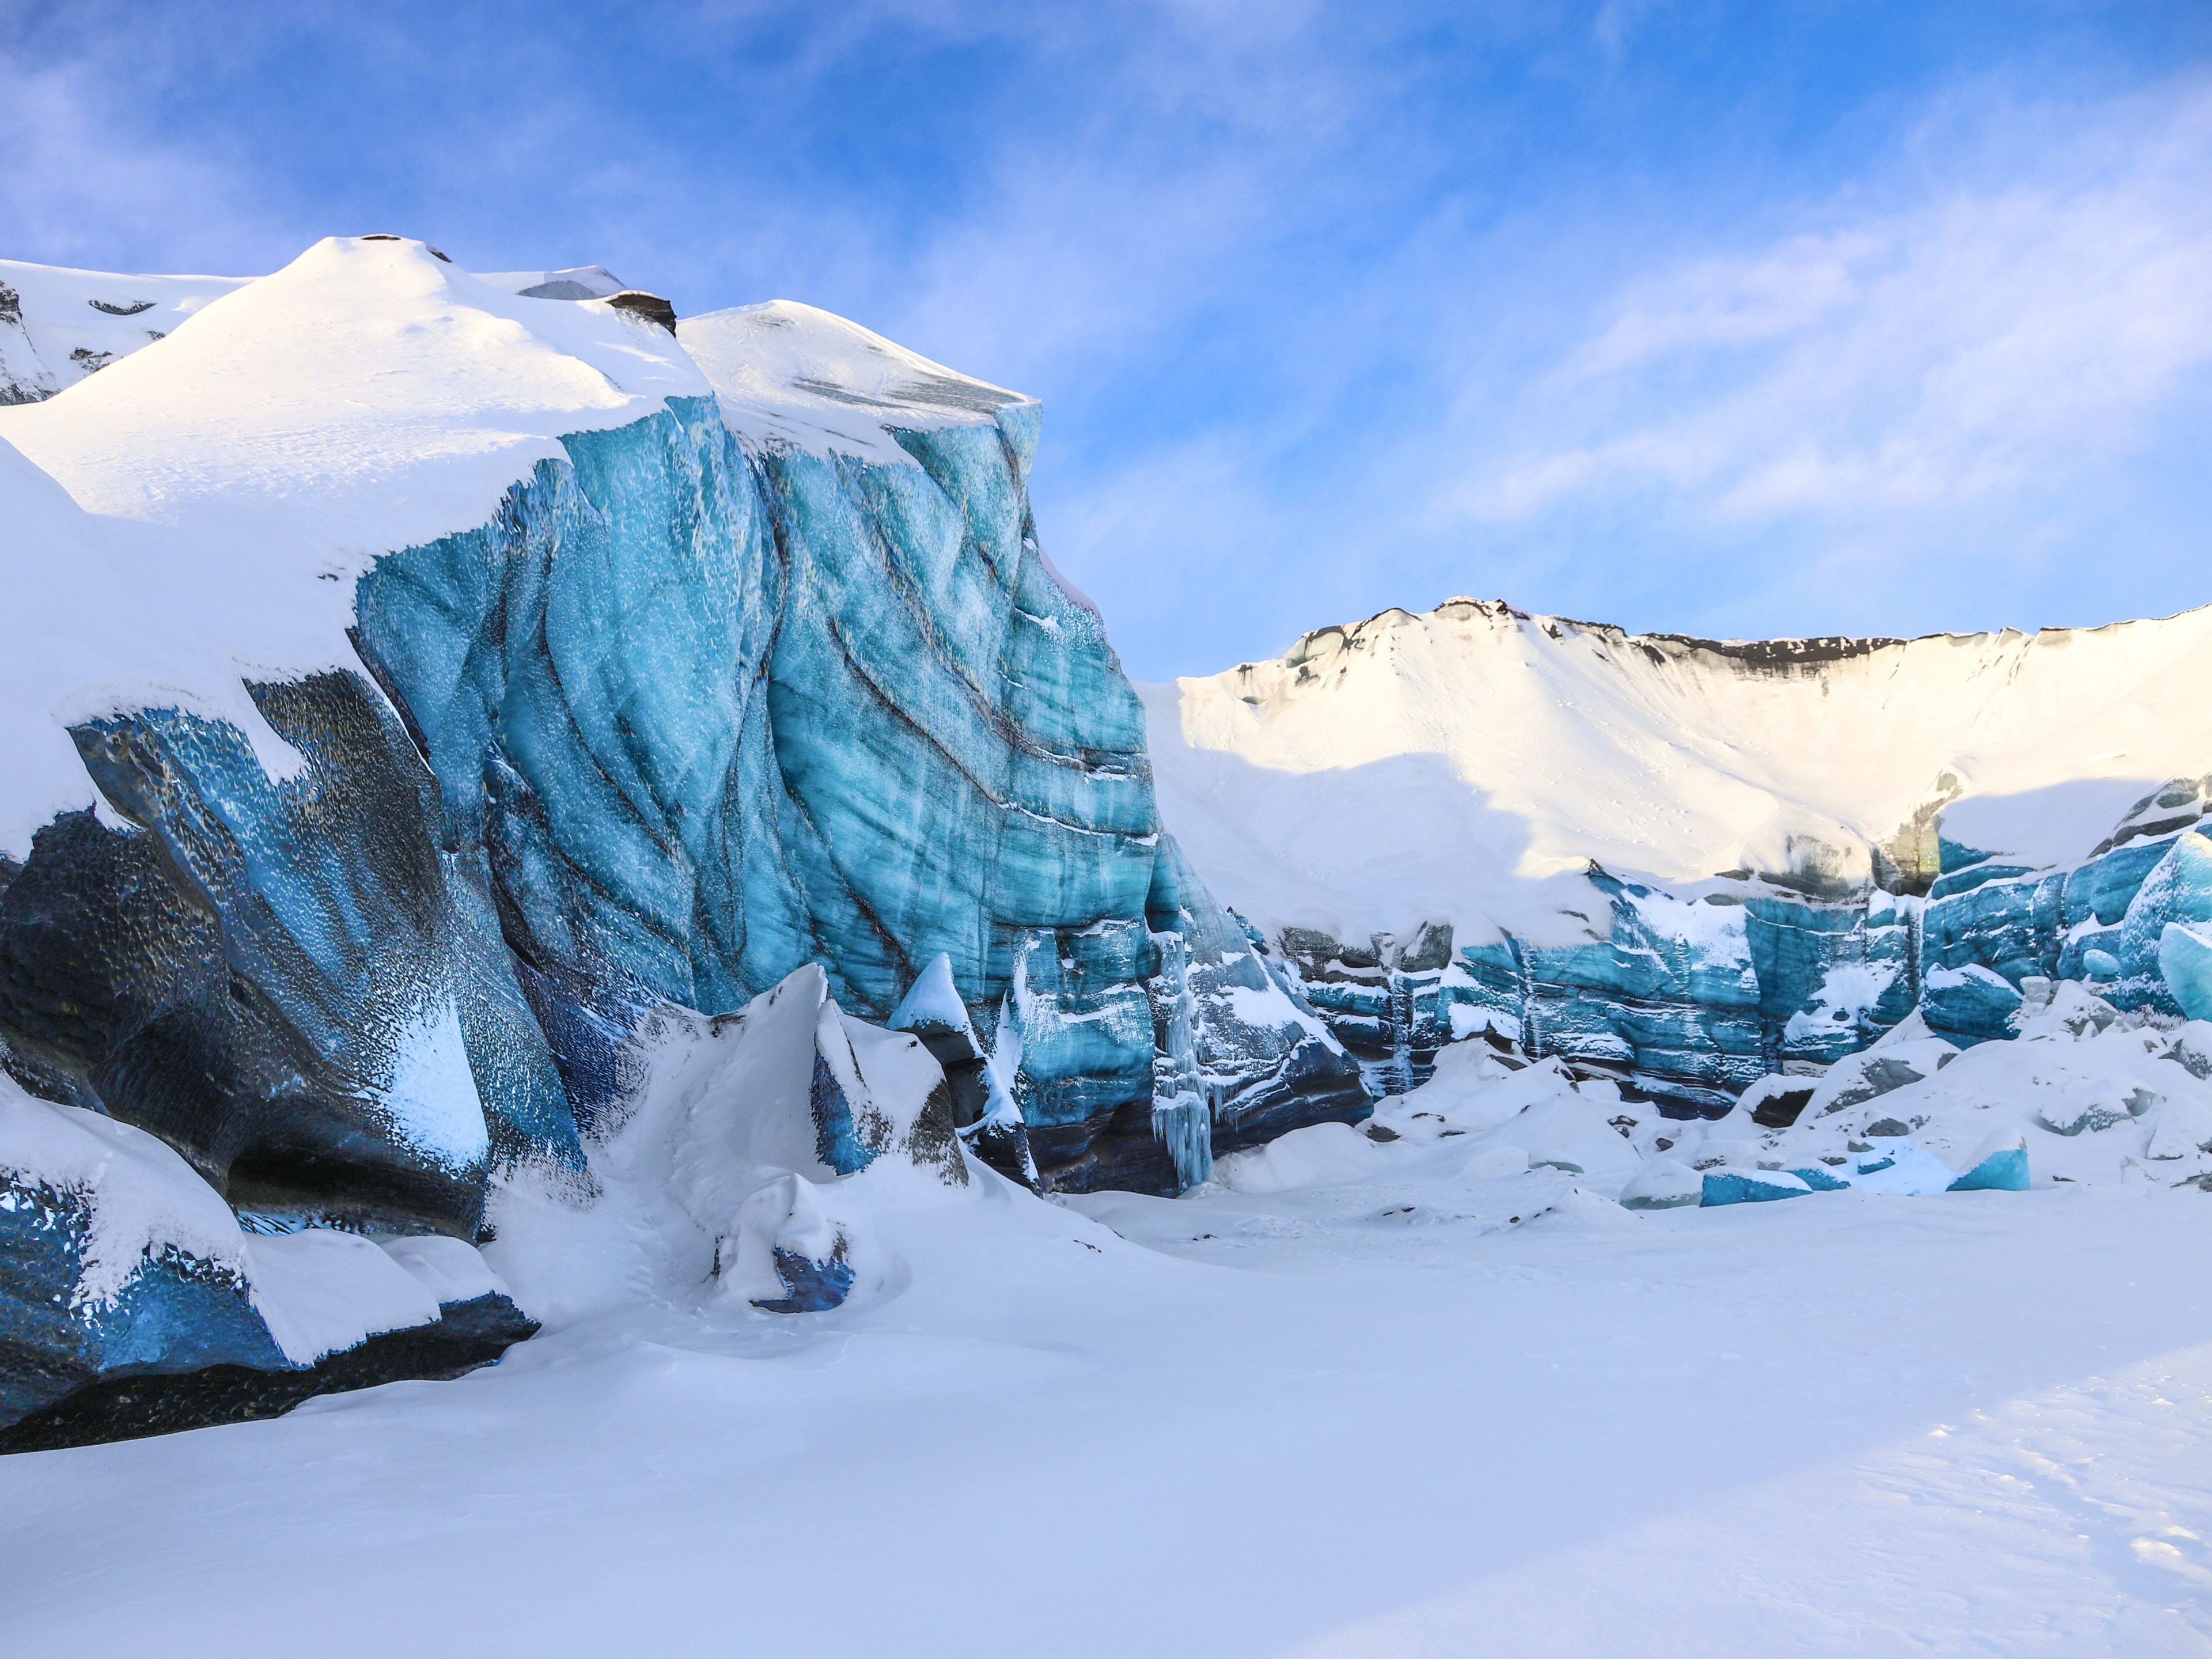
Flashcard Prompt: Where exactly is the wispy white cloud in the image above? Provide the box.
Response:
[1467,80,2212,529]
[0,52,276,272]
[3,5,2207,672]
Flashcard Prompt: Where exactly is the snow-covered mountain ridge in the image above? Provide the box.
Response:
[1148,596,2212,1105]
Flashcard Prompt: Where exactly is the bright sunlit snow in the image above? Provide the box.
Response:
[7,1111,2212,1656]
[1145,599,2212,948]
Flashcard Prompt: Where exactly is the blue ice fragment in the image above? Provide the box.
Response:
[2160,923,2212,1021]
[752,1247,855,1314]
[1790,1165,1851,1191]
[1947,1147,2031,1191]
[1700,1169,1813,1206]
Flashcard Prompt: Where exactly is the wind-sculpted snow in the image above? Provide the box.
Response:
[1149,597,2212,1115]
[0,238,1363,1442]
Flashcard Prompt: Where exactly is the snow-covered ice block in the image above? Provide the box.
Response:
[1618,1157,1702,1210]
[0,1076,535,1446]
[1700,1169,1814,1206]
[246,1229,445,1366]
[719,1175,858,1315]
[1948,1141,2032,1191]
[1842,1141,1960,1197]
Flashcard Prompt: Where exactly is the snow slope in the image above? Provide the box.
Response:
[680,298,1032,463]
[0,257,251,404]
[1145,597,2212,948]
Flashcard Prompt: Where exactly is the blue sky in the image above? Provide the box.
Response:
[4,1,2210,678]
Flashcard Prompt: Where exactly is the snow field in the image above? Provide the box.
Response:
[5,1137,2211,1654]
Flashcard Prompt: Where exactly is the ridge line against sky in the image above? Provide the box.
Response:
[2,0,2209,679]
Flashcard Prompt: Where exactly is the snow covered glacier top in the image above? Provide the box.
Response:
[0,237,1065,858]
[1146,596,2212,948]
[680,300,1032,464]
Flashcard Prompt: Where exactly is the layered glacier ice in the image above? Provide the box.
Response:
[0,237,1363,1441]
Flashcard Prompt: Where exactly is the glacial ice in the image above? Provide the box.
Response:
[1146,599,2212,1123]
[1699,1169,1814,1205]
[0,238,1377,1441]
[0,1071,530,1444]
[3,232,2207,1452]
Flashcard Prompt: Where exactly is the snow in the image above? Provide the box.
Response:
[0,1073,247,1309]
[244,1229,444,1366]
[0,236,708,858]
[888,951,978,1039]
[1142,598,2212,945]
[372,998,490,1174]
[376,1234,507,1305]
[486,964,964,1330]
[677,300,1031,464]
[473,266,628,301]
[0,256,251,403]
[7,244,2212,1653]
[9,1120,2212,1653]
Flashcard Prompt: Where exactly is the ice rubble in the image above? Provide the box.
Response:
[1205,975,2212,1219]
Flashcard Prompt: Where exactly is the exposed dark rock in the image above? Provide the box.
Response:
[606,290,678,332]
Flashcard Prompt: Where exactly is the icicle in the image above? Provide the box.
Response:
[1146,927,1215,1191]
[1150,1090,1214,1191]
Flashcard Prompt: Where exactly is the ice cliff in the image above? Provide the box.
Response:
[0,237,1362,1444]
[1147,597,2212,1107]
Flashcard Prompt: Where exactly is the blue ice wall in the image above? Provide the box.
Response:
[1,384,1365,1230]
[1281,816,2212,1118]
[353,393,1283,1188]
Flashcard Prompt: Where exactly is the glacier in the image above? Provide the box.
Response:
[0,237,1362,1444]
[1147,598,2212,1115]
[4,234,2206,1455]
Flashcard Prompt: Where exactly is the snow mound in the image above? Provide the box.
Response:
[489,964,975,1322]
[679,300,1031,465]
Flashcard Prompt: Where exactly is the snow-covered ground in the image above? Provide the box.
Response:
[9,1073,2212,1655]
